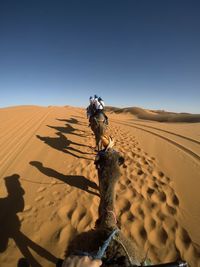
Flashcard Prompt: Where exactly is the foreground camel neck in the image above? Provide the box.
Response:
[96,151,121,229]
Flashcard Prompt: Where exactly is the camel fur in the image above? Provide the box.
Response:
[90,112,107,151]
[64,139,144,266]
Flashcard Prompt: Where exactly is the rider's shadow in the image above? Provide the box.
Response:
[0,174,58,267]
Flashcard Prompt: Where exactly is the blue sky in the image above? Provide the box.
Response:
[0,0,200,113]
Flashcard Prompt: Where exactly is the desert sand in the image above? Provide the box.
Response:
[0,105,200,267]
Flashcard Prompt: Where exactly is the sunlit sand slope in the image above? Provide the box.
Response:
[0,106,200,267]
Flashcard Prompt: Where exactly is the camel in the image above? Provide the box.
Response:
[63,137,144,266]
[61,137,188,266]
[90,112,107,151]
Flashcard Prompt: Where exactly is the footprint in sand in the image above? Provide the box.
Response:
[156,210,166,221]
[117,198,131,215]
[164,203,177,215]
[172,194,179,206]
[126,152,135,160]
[137,169,144,176]
[148,226,168,248]
[146,187,155,197]
[58,225,77,246]
[50,210,58,221]
[67,208,75,220]
[77,212,93,231]
[175,226,192,250]
[136,206,145,219]
[138,225,148,241]
[53,191,60,195]
[144,216,156,232]
[31,207,38,214]
[24,205,32,212]
[151,190,167,203]
[51,180,57,185]
[37,187,46,193]
[35,196,44,202]
[126,212,135,222]
[45,201,54,207]
[70,207,91,229]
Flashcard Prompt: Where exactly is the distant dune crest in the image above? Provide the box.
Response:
[106,106,200,123]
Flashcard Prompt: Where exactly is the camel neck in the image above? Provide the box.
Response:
[98,177,117,227]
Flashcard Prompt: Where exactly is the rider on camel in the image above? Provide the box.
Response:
[91,95,108,125]
[86,96,94,119]
[86,96,96,126]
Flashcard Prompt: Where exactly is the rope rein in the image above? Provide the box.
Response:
[113,234,135,266]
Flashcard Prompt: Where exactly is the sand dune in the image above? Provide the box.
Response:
[0,105,200,267]
[106,106,200,122]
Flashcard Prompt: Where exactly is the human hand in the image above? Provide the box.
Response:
[62,256,102,267]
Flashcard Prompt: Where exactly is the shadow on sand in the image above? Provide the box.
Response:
[30,161,99,197]
[0,174,58,267]
[47,124,85,137]
[56,118,79,124]
[36,132,93,160]
[56,117,87,126]
[72,115,85,120]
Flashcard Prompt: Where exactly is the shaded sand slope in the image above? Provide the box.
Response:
[106,106,200,122]
[0,106,200,267]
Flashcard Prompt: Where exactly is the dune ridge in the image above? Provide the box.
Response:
[106,106,200,122]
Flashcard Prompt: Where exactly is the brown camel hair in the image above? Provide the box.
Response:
[64,145,144,266]
[90,112,107,151]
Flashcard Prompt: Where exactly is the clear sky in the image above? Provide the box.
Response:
[0,0,200,113]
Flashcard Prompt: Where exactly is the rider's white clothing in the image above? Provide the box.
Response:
[94,99,104,110]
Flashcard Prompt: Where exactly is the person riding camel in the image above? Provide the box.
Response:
[92,95,108,125]
[86,96,94,118]
[86,96,95,126]
[97,96,108,125]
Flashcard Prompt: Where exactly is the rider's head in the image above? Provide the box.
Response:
[94,94,98,99]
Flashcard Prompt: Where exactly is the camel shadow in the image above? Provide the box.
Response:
[73,115,85,119]
[36,132,92,160]
[30,161,99,197]
[56,118,87,126]
[0,174,58,267]
[47,124,85,137]
[56,118,79,124]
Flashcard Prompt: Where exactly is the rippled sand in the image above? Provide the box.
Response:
[0,105,200,267]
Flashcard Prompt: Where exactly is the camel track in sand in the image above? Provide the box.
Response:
[128,121,200,145]
[0,109,53,178]
[0,107,200,267]
[0,110,40,141]
[110,119,200,162]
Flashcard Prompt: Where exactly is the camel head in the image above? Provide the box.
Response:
[100,135,115,151]
[94,136,124,171]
